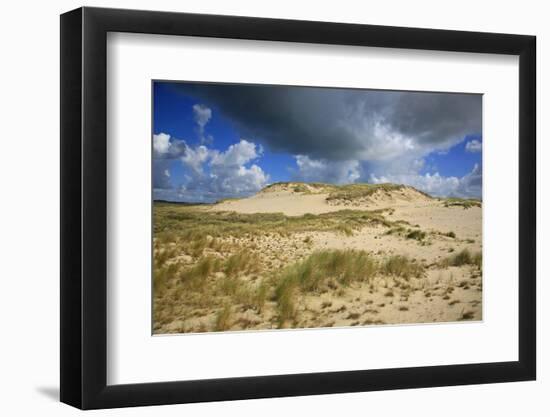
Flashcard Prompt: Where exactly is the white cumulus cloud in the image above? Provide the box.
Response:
[294,155,360,184]
[465,139,482,153]
[369,163,482,198]
[153,133,187,159]
[154,137,269,202]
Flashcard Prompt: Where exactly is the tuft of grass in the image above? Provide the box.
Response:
[292,184,310,193]
[382,255,425,279]
[444,231,456,238]
[274,276,298,327]
[179,256,220,291]
[224,251,261,277]
[153,262,179,293]
[276,250,379,294]
[154,245,179,267]
[440,248,482,268]
[336,224,354,237]
[254,282,269,314]
[384,226,406,236]
[214,304,233,331]
[406,229,426,241]
[273,250,379,325]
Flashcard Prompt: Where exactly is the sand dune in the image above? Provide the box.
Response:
[154,182,482,334]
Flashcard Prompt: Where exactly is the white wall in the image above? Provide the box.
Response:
[0,0,545,415]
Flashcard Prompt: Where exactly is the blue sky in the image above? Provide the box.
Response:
[153,81,482,202]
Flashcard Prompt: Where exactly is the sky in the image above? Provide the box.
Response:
[153,81,482,203]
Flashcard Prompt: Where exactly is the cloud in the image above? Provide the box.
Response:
[193,104,212,144]
[455,163,482,197]
[465,139,482,153]
[207,140,268,197]
[294,155,360,184]
[153,133,187,159]
[152,133,189,189]
[153,135,269,202]
[369,163,482,198]
[174,83,481,163]
[181,145,210,175]
[193,104,212,127]
[153,132,170,154]
[211,140,261,167]
[157,84,482,200]
[153,162,172,189]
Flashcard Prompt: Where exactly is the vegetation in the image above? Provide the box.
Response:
[214,304,233,331]
[440,248,482,268]
[271,250,426,327]
[382,255,425,279]
[442,198,482,209]
[326,183,405,201]
[154,203,396,244]
[406,229,426,241]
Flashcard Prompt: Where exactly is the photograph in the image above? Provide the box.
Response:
[152,81,483,334]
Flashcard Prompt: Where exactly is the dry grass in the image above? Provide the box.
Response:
[406,229,426,241]
[442,198,482,209]
[382,255,425,279]
[154,203,396,242]
[440,248,482,268]
[214,304,233,331]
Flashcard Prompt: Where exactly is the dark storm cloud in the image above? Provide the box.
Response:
[170,82,481,162]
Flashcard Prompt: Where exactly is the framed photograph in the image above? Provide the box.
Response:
[60,6,536,409]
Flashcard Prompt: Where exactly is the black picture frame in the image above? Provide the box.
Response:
[60,6,536,410]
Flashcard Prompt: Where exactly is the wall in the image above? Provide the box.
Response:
[0,0,545,415]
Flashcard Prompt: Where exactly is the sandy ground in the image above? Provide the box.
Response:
[155,185,482,334]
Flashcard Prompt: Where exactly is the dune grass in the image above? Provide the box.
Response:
[442,198,482,209]
[154,203,397,246]
[406,229,426,241]
[214,304,233,331]
[271,249,424,327]
[440,248,482,268]
[224,250,261,277]
[382,255,425,279]
[326,183,405,201]
[261,181,331,194]
[273,250,378,326]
